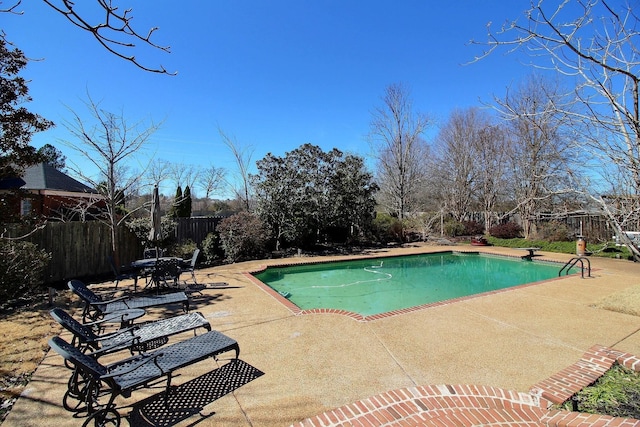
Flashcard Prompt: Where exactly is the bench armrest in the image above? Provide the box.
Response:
[92,295,129,305]
[88,336,141,357]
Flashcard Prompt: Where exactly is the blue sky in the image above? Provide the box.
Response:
[6,1,536,197]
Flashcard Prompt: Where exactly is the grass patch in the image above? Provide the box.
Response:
[591,285,640,317]
[0,292,69,423]
[486,237,633,259]
[557,364,640,419]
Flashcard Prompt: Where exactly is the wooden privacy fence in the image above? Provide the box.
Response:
[463,211,611,241]
[174,216,224,246]
[4,222,143,284]
[531,211,611,241]
[1,216,223,284]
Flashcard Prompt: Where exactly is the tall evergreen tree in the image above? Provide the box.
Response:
[182,185,192,218]
[168,186,183,218]
[37,144,66,171]
[0,38,54,181]
[0,38,54,221]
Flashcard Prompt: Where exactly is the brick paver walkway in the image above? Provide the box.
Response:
[292,345,640,427]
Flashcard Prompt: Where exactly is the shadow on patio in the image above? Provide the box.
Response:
[128,359,264,427]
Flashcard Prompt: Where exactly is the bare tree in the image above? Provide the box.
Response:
[473,122,510,231]
[60,94,159,259]
[167,162,200,194]
[474,0,640,256]
[495,75,574,239]
[219,127,254,211]
[431,108,510,231]
[0,1,21,13]
[47,193,105,222]
[432,108,481,222]
[198,164,226,199]
[146,158,170,186]
[368,83,431,222]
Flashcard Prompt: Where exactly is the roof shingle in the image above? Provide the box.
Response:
[21,163,96,193]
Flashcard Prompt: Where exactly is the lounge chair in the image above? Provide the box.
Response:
[68,279,189,322]
[50,308,211,355]
[49,331,239,425]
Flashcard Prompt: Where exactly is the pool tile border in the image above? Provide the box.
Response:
[244,250,586,322]
[291,344,640,427]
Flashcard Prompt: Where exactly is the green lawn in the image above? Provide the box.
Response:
[485,237,633,260]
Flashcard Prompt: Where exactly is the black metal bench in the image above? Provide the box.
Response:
[49,330,239,426]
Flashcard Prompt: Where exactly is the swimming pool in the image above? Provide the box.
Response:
[252,252,574,317]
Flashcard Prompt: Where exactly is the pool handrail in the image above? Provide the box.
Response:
[558,257,591,278]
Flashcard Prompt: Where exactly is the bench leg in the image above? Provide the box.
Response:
[83,407,120,427]
[227,343,242,372]
[232,343,240,360]
[164,372,174,406]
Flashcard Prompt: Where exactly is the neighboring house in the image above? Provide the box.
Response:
[0,163,105,221]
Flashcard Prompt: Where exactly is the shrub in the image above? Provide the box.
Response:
[124,217,148,241]
[202,232,224,264]
[167,239,197,260]
[126,216,177,249]
[218,212,269,263]
[534,220,571,242]
[462,220,484,236]
[0,240,51,304]
[443,220,465,237]
[372,213,403,244]
[403,213,437,242]
[488,222,523,239]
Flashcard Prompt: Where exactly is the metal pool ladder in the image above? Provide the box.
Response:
[558,257,591,278]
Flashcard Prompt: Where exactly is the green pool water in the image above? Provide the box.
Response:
[253,252,574,316]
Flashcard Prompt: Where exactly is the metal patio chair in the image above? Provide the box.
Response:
[49,331,239,426]
[144,247,164,259]
[108,255,139,289]
[150,258,182,289]
[68,280,189,322]
[181,248,200,285]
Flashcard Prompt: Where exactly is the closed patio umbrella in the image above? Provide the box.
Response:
[148,185,163,258]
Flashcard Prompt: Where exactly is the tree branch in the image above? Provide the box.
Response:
[41,0,176,75]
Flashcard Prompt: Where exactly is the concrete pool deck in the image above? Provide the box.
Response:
[5,244,640,426]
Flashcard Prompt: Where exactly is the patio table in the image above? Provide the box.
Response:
[131,257,182,291]
[130,257,181,270]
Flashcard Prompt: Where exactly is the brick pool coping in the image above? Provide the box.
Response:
[245,250,587,322]
[291,344,640,427]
